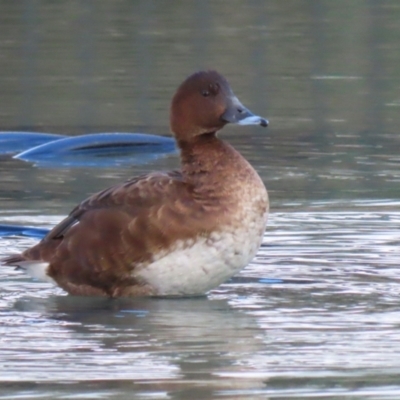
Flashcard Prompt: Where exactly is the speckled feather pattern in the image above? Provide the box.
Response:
[133,150,269,296]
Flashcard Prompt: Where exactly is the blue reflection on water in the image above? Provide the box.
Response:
[0,132,65,154]
[14,132,177,167]
[0,224,49,239]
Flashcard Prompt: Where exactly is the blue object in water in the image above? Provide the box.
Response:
[0,132,65,154]
[0,224,49,239]
[14,132,177,167]
[229,276,285,285]
[258,278,285,284]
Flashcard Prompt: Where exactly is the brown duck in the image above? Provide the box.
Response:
[2,70,269,297]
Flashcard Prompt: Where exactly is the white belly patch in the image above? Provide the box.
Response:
[133,221,265,296]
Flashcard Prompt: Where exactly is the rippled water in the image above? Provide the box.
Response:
[1,203,400,399]
[2,0,400,398]
[1,128,400,399]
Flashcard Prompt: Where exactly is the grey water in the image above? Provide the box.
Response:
[1,1,400,399]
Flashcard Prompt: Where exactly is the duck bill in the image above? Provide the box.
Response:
[221,96,268,127]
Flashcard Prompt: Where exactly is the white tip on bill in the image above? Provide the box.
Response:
[237,115,269,126]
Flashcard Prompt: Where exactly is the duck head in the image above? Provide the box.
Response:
[170,70,268,143]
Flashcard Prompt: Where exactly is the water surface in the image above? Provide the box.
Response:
[1,204,400,399]
[1,1,400,399]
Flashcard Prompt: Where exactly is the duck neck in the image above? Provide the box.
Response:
[178,132,238,186]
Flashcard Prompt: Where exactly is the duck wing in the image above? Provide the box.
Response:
[3,170,221,296]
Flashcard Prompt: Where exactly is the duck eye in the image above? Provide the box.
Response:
[202,90,210,97]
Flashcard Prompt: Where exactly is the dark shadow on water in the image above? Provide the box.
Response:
[6,294,267,398]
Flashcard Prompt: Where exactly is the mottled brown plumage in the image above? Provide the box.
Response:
[2,70,269,297]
